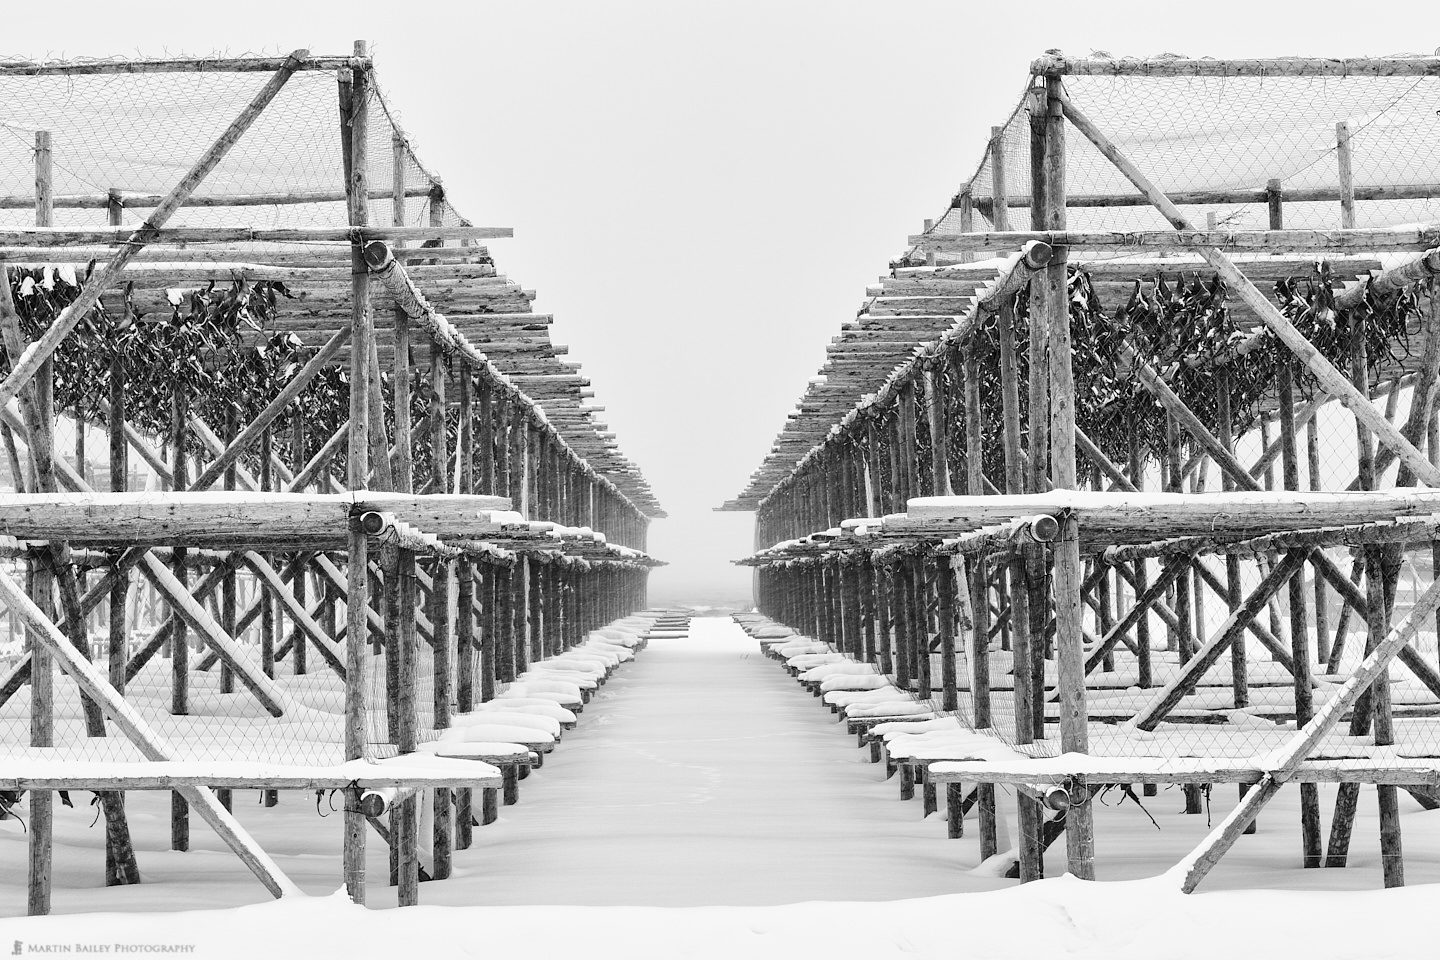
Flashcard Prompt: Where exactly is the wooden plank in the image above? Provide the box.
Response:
[1032,54,1440,77]
[910,227,1440,253]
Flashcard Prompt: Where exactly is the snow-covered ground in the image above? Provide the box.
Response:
[2,617,1437,958]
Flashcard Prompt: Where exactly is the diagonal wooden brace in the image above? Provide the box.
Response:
[0,51,309,412]
[1178,568,1440,891]
[1132,550,1308,730]
[1061,90,1440,488]
[0,565,299,898]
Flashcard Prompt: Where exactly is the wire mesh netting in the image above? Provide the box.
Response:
[932,69,1440,241]
[0,60,484,771]
[0,68,467,232]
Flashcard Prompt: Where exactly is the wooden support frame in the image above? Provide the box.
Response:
[0,564,299,898]
[1058,91,1440,489]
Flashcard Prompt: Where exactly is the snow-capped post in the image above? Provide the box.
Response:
[341,40,373,906]
[1034,67,1095,881]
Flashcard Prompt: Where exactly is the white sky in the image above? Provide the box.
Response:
[32,0,1435,601]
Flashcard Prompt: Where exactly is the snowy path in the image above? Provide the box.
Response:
[422,615,1001,906]
[6,616,1439,917]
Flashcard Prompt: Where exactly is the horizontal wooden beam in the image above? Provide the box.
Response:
[909,226,1440,253]
[964,183,1440,211]
[928,759,1440,786]
[0,225,512,247]
[1032,54,1440,77]
[0,54,369,75]
[0,186,435,211]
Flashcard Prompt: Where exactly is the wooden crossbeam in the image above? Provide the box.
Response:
[1131,552,1308,730]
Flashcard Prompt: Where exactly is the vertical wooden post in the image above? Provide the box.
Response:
[26,544,52,915]
[897,381,919,509]
[1336,122,1357,230]
[340,43,372,905]
[219,408,238,701]
[1348,311,1402,884]
[26,130,52,917]
[956,189,974,265]
[1277,361,1322,866]
[1022,101,1052,732]
[1214,370,1249,707]
[259,430,276,680]
[925,359,953,497]
[102,186,139,882]
[989,126,1009,233]
[396,549,420,905]
[1307,418,1331,665]
[456,365,476,717]
[106,351,128,691]
[1127,433,1154,694]
[291,418,309,675]
[993,301,1044,878]
[169,388,190,851]
[1037,73,1093,880]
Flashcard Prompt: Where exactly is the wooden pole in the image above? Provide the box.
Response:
[168,389,189,851]
[1336,122,1357,230]
[341,43,371,905]
[428,349,454,882]
[103,292,140,881]
[926,359,953,497]
[989,126,1010,233]
[1038,75,1093,880]
[1278,361,1322,867]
